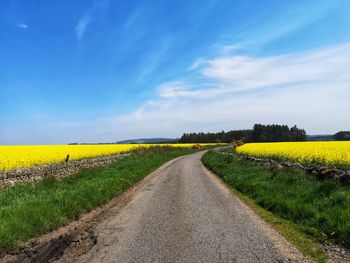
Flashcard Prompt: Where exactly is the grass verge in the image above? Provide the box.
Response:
[0,146,195,254]
[202,149,350,262]
[217,178,326,262]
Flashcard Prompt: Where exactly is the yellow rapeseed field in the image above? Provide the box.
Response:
[0,144,215,171]
[236,141,350,167]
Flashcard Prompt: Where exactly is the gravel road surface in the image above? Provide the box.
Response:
[76,151,308,263]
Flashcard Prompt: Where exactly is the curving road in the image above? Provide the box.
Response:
[76,151,307,263]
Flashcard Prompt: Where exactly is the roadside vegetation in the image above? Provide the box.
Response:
[202,149,350,260]
[0,146,196,254]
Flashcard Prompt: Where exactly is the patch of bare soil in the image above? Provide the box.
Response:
[324,244,350,263]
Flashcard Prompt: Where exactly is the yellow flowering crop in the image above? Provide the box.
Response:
[0,143,217,171]
[236,141,350,167]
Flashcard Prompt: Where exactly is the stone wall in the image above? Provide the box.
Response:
[0,153,129,188]
[241,155,350,186]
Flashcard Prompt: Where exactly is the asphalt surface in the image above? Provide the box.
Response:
[76,151,290,263]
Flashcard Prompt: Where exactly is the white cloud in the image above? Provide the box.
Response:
[201,44,350,91]
[16,23,28,29]
[107,43,350,139]
[156,82,195,98]
[11,43,348,144]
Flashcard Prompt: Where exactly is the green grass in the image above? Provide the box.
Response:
[0,146,195,254]
[202,150,350,261]
[217,177,327,262]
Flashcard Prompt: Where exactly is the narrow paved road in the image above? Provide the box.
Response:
[76,151,305,263]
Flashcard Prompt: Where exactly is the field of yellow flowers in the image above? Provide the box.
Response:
[236,141,350,167]
[0,144,214,171]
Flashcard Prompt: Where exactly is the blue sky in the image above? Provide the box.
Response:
[1,0,350,144]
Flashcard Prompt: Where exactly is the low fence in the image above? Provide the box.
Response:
[0,153,129,188]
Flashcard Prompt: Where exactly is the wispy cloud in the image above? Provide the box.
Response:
[15,23,28,29]
[213,1,344,53]
[76,15,92,40]
[188,58,207,71]
[156,81,195,98]
[137,38,171,81]
[107,43,350,139]
[75,0,110,41]
[200,44,350,91]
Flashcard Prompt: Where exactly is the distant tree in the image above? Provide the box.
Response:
[179,129,252,143]
[179,124,306,143]
[333,131,350,141]
[251,124,306,142]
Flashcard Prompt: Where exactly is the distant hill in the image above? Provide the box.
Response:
[116,138,177,144]
[307,134,334,141]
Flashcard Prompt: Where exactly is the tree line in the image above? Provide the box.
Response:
[179,124,307,143]
[333,131,350,141]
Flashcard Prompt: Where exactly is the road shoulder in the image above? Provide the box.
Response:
[200,160,315,262]
[1,155,186,263]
